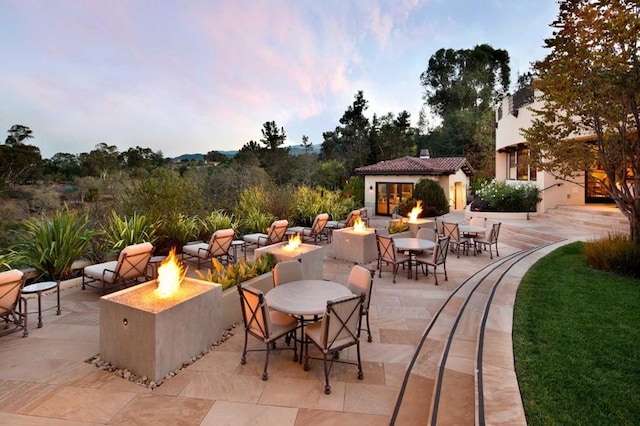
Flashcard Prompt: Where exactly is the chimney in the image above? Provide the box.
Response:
[419,149,430,159]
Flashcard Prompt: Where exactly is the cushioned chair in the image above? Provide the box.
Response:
[474,222,501,259]
[326,209,361,230]
[273,259,304,287]
[0,269,28,337]
[414,236,450,285]
[287,213,330,244]
[346,265,375,342]
[466,217,487,238]
[304,294,365,394]
[237,284,299,380]
[243,220,289,250]
[442,222,472,258]
[182,228,235,269]
[376,234,410,283]
[82,242,154,293]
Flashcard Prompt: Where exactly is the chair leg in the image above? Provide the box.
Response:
[323,353,331,394]
[241,332,248,365]
[495,243,499,257]
[433,265,439,286]
[365,313,372,342]
[262,343,270,380]
[356,342,364,380]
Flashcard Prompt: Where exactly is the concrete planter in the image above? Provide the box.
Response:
[390,231,413,239]
[220,271,274,330]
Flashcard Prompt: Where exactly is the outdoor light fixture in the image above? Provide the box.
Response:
[369,185,373,190]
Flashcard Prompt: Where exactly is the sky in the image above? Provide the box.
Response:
[0,0,560,159]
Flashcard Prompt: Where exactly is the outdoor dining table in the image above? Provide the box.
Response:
[265,280,353,362]
[458,224,487,237]
[393,237,436,280]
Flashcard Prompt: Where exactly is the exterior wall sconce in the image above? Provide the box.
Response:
[369,185,373,191]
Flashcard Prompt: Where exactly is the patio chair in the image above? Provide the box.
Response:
[182,228,235,269]
[442,222,472,258]
[346,265,375,342]
[304,293,365,394]
[474,222,501,259]
[375,234,410,283]
[243,219,289,250]
[287,213,330,244]
[326,209,361,230]
[0,269,28,337]
[273,259,303,287]
[237,283,299,380]
[466,217,487,237]
[82,242,154,294]
[414,237,450,285]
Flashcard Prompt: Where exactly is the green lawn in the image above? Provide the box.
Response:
[513,242,640,425]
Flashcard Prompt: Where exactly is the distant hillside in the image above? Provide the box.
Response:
[172,144,321,161]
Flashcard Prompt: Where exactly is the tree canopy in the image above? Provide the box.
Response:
[523,0,640,241]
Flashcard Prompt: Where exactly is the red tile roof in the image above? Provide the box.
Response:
[354,156,475,176]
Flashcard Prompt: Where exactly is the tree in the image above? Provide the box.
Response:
[420,45,510,178]
[5,125,33,146]
[0,143,42,186]
[204,150,228,163]
[523,0,640,241]
[260,121,287,150]
[78,143,120,178]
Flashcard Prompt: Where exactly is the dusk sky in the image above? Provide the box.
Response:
[1,0,559,159]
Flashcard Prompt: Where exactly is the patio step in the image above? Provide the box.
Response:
[498,224,564,250]
[537,205,629,235]
[390,246,553,425]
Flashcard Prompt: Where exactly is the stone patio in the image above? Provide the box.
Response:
[0,209,619,425]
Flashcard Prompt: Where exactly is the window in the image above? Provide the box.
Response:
[507,146,536,181]
[375,182,414,216]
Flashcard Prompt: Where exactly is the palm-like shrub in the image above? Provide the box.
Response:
[236,186,275,234]
[290,185,325,226]
[198,210,238,241]
[196,253,276,291]
[155,213,199,254]
[15,209,94,280]
[414,178,450,217]
[240,210,275,234]
[103,211,157,251]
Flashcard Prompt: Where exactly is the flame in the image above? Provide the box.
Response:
[408,201,423,223]
[154,248,186,298]
[353,216,366,233]
[283,233,302,252]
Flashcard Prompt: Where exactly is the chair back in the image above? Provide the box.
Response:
[344,210,361,228]
[433,236,450,265]
[208,228,235,257]
[320,294,364,351]
[116,242,154,281]
[442,222,461,243]
[347,265,374,313]
[0,269,25,316]
[416,227,437,242]
[238,284,271,341]
[310,213,330,236]
[273,259,303,286]
[434,217,444,236]
[469,217,486,228]
[267,220,289,244]
[489,222,501,243]
[376,235,397,264]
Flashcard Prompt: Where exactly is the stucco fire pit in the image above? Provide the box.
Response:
[100,277,222,383]
[255,241,323,280]
[331,227,377,265]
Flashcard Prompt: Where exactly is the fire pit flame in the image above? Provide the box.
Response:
[154,248,186,298]
[353,216,367,233]
[283,233,302,252]
[408,201,423,223]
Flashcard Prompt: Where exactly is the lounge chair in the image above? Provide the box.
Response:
[243,220,289,250]
[82,242,154,293]
[304,294,365,394]
[0,269,28,337]
[287,213,330,244]
[182,228,235,269]
[326,209,361,230]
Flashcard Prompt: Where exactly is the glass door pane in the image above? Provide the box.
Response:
[376,184,389,215]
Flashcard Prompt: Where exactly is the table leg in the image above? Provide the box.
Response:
[36,291,43,328]
[56,282,61,315]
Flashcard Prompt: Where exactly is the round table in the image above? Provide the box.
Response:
[393,238,436,279]
[458,225,486,236]
[21,281,60,328]
[149,255,167,279]
[231,240,246,263]
[265,280,353,316]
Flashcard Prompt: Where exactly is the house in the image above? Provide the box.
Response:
[496,86,618,212]
[354,152,475,217]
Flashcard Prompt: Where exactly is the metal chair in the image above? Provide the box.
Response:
[243,219,289,250]
[287,213,330,244]
[304,294,365,394]
[375,234,410,283]
[182,228,235,268]
[273,259,303,287]
[442,222,472,258]
[474,222,501,259]
[82,242,154,293]
[237,284,299,380]
[346,265,375,342]
[414,237,450,285]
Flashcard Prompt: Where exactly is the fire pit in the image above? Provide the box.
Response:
[254,235,323,280]
[331,217,377,264]
[99,250,222,383]
[405,201,434,236]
